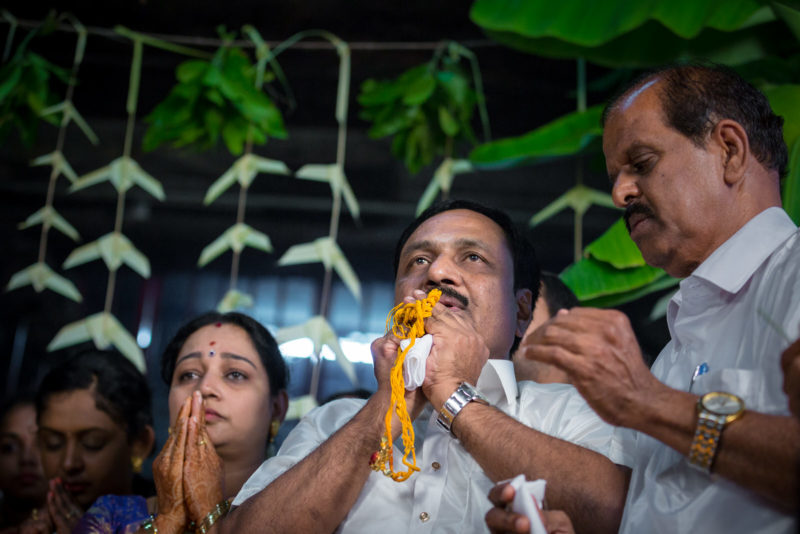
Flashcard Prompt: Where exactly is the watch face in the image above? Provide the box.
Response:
[703,392,744,415]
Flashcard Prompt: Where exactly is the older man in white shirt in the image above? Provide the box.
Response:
[486,64,799,534]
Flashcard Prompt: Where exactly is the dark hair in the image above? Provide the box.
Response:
[36,350,153,441]
[0,392,37,427]
[160,312,288,395]
[603,63,788,178]
[393,199,540,295]
[539,272,579,317]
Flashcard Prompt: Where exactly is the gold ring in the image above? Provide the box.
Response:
[167,426,173,435]
[31,508,38,520]
[197,439,206,446]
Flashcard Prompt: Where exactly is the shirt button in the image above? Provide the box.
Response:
[419,512,430,522]
[431,462,441,471]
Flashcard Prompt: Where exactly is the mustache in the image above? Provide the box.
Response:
[623,203,655,233]
[433,286,469,308]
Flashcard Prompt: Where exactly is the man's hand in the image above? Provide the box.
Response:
[781,333,800,418]
[370,330,426,425]
[486,482,575,534]
[421,294,489,410]
[517,307,665,428]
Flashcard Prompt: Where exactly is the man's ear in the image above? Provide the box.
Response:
[514,288,534,339]
[714,119,749,186]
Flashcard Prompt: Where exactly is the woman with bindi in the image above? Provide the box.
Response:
[74,311,289,534]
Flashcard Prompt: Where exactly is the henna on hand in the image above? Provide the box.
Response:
[182,391,224,524]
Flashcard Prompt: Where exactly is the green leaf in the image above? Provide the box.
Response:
[63,232,151,278]
[31,150,79,183]
[205,154,290,205]
[784,137,800,225]
[295,164,360,220]
[764,84,800,152]
[438,106,460,137]
[584,218,648,269]
[18,206,81,242]
[561,256,668,302]
[198,223,273,267]
[403,70,436,106]
[276,315,357,385]
[48,312,145,372]
[278,237,361,301]
[70,156,165,200]
[217,289,254,313]
[6,262,82,302]
[471,106,603,167]
[579,273,680,309]
[470,0,768,46]
[479,19,790,69]
[529,185,618,227]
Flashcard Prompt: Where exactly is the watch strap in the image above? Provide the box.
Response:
[436,382,489,435]
[688,411,726,473]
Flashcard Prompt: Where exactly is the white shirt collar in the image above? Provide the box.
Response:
[690,207,797,294]
[476,359,518,406]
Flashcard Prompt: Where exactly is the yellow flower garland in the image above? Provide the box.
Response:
[370,288,442,482]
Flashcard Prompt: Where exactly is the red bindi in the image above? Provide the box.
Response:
[210,341,216,346]
[215,322,222,327]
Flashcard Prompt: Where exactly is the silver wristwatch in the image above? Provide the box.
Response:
[436,382,489,434]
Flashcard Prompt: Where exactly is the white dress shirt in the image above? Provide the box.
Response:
[235,359,624,534]
[618,207,800,533]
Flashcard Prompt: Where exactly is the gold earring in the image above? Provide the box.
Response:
[269,419,280,443]
[131,456,143,474]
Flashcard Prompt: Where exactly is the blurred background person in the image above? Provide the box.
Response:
[20,350,155,534]
[0,394,47,534]
[513,272,579,384]
[74,311,289,534]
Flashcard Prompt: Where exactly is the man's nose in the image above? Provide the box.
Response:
[426,255,461,288]
[611,172,641,208]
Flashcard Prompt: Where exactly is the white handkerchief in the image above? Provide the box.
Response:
[400,334,433,390]
[509,474,547,534]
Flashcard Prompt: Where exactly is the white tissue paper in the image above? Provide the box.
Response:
[399,334,433,390]
[509,474,548,534]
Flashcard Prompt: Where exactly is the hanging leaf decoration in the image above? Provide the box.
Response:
[6,262,82,302]
[198,222,273,267]
[359,47,479,173]
[276,315,358,385]
[0,32,69,146]
[143,41,287,155]
[278,237,361,301]
[48,312,145,372]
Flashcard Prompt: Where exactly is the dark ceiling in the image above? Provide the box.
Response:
[0,2,669,393]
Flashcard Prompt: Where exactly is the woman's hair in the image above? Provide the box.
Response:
[160,312,289,395]
[0,392,36,428]
[35,350,153,441]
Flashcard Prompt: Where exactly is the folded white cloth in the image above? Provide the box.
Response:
[399,334,433,390]
[509,474,548,534]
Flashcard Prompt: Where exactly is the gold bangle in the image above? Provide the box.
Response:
[196,500,231,534]
[141,515,158,533]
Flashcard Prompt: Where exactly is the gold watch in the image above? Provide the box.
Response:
[688,391,745,473]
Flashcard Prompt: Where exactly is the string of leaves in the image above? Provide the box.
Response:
[6,13,95,304]
[196,26,291,312]
[47,28,173,371]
